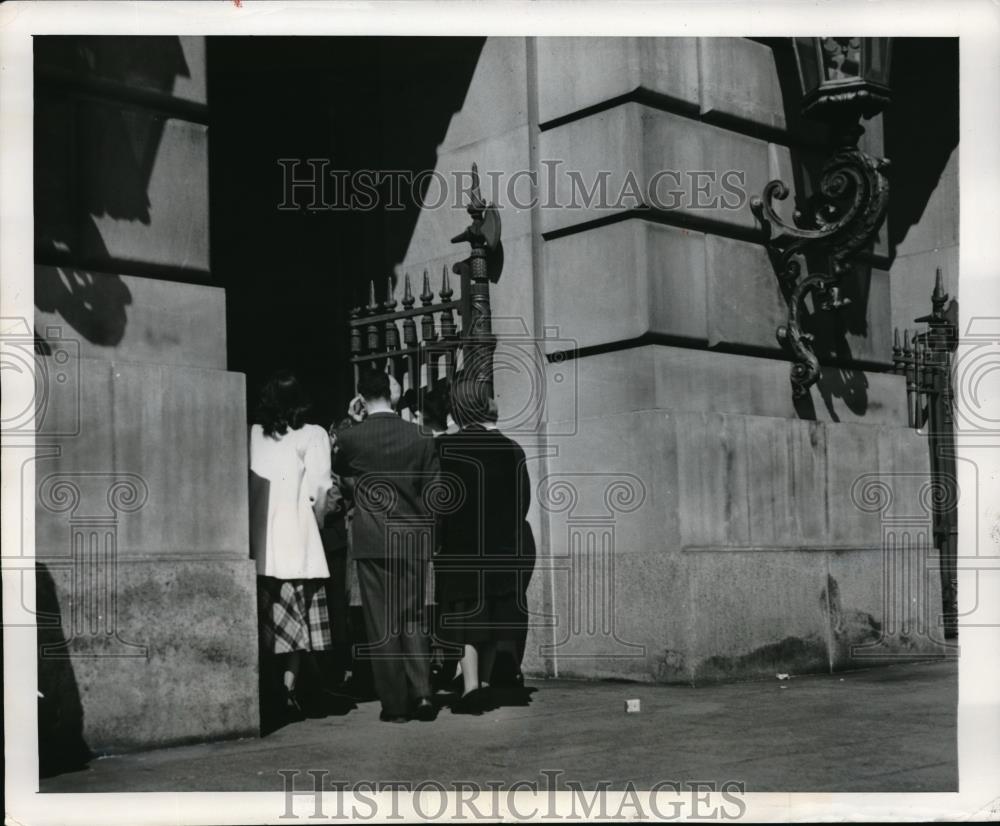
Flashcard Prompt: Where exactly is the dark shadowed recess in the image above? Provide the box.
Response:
[208,37,485,426]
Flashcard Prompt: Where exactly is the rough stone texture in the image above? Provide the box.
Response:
[524,408,945,684]
[544,344,908,427]
[37,555,259,757]
[34,268,227,369]
[683,550,832,683]
[535,37,700,125]
[34,355,259,753]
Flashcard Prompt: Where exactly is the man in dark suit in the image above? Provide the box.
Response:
[333,369,439,722]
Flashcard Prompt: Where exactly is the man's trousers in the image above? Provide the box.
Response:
[354,555,432,716]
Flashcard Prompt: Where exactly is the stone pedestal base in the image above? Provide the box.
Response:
[521,346,955,684]
[38,556,259,763]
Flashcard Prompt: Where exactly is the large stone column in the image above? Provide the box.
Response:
[529,37,953,682]
[382,37,955,684]
[32,36,259,759]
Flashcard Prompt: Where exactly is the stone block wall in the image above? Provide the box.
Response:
[32,35,259,762]
[400,37,955,683]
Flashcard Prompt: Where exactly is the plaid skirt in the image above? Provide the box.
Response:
[258,577,332,655]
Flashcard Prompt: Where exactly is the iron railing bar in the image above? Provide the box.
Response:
[350,340,463,365]
[348,301,463,328]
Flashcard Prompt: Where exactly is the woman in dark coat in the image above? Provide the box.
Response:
[434,378,533,713]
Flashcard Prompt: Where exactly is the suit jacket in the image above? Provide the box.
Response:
[435,426,534,600]
[333,412,439,560]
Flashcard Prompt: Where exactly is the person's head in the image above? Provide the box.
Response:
[257,369,311,437]
[450,377,497,428]
[357,369,391,405]
[419,382,451,433]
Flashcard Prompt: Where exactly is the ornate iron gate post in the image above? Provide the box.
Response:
[348,164,503,405]
[451,163,504,394]
[892,268,958,637]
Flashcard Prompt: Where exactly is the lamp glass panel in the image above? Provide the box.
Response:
[794,37,821,95]
[864,37,892,84]
[822,38,863,82]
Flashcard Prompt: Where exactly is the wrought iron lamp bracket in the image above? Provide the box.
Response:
[751,144,890,399]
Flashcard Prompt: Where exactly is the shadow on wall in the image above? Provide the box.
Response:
[885,38,959,251]
[36,563,93,778]
[35,244,133,349]
[32,35,194,776]
[33,36,193,349]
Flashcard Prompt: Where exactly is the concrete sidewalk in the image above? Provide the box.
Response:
[40,660,957,794]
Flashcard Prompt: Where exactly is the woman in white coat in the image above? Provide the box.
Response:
[250,370,340,717]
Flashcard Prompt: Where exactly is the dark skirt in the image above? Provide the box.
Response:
[258,576,332,655]
[435,591,527,647]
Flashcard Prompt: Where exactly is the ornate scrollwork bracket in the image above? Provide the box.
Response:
[750,144,890,399]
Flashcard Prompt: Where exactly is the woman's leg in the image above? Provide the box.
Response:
[459,644,479,697]
[283,650,302,692]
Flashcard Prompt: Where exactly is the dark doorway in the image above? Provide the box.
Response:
[207,37,485,426]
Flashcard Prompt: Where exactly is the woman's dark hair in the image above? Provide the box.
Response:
[256,369,311,437]
[419,381,451,432]
[450,377,494,428]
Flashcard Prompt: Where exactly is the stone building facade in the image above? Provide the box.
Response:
[33,36,958,757]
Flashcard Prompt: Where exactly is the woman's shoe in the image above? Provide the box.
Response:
[450,689,485,715]
[284,687,306,722]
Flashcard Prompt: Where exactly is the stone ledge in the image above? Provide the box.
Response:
[35,267,227,370]
[542,344,907,426]
[536,37,700,126]
[540,218,892,364]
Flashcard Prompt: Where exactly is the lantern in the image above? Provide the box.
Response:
[793,37,893,121]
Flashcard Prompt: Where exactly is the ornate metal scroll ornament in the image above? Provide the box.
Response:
[750,144,890,399]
